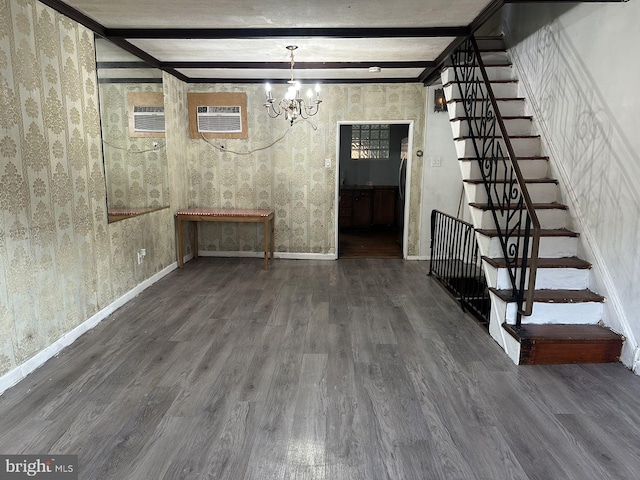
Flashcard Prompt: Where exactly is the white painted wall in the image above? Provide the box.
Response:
[419,85,467,258]
[501,2,640,371]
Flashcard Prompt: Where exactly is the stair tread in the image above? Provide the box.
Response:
[459,156,548,161]
[503,323,622,342]
[483,256,591,269]
[469,202,568,210]
[447,97,524,103]
[464,178,557,184]
[476,227,579,238]
[504,323,622,365]
[450,116,532,123]
[442,80,517,88]
[490,288,605,303]
[455,135,540,140]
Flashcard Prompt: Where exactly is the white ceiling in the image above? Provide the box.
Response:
[55,0,500,83]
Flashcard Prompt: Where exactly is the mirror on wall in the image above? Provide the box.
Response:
[95,37,169,223]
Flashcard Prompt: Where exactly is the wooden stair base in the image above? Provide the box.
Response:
[502,323,623,365]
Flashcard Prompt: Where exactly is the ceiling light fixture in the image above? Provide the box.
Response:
[264,46,322,126]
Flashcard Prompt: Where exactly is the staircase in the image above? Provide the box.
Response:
[440,36,623,365]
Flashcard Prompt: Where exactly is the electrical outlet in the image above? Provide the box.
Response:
[430,156,442,167]
[137,248,147,264]
[324,158,332,168]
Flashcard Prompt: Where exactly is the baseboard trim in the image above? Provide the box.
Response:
[0,262,178,396]
[197,250,336,261]
[407,255,429,261]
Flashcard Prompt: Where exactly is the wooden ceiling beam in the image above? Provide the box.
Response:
[105,27,469,40]
[163,61,434,69]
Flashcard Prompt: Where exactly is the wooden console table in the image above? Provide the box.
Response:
[175,208,275,270]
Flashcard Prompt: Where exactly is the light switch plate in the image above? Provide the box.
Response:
[324,158,332,168]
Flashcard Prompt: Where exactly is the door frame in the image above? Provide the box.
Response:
[334,120,414,259]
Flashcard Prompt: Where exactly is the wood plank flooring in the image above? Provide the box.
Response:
[339,229,402,258]
[1,258,640,479]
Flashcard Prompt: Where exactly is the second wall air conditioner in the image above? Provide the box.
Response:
[197,106,243,134]
[132,105,165,133]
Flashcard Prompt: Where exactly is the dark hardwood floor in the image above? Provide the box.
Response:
[339,228,402,258]
[1,258,640,479]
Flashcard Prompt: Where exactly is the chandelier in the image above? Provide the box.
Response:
[264,45,322,125]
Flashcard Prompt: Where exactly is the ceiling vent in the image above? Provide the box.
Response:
[197,106,243,134]
[133,105,165,133]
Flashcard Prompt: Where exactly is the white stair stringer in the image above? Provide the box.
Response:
[440,45,611,366]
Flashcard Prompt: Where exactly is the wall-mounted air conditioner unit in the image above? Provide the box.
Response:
[188,92,247,139]
[133,105,165,133]
[196,106,242,134]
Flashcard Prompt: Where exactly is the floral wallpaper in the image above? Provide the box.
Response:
[98,83,169,210]
[0,0,175,378]
[187,83,425,255]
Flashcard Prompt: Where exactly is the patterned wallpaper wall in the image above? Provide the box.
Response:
[0,0,175,378]
[98,83,169,210]
[187,83,426,256]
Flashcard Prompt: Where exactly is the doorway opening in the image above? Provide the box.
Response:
[335,121,413,259]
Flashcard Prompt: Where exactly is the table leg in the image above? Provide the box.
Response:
[263,218,268,270]
[193,221,199,259]
[177,216,184,268]
[270,216,275,264]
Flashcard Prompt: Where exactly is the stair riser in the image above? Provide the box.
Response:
[464,182,557,204]
[444,82,519,101]
[459,159,549,180]
[450,118,533,137]
[484,264,590,290]
[452,50,510,66]
[469,207,567,230]
[448,99,525,119]
[476,38,507,51]
[489,292,604,325]
[455,137,540,158]
[441,65,515,84]
[477,234,579,259]
[477,51,510,65]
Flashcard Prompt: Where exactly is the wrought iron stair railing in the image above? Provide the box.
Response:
[429,210,490,327]
[449,36,541,325]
